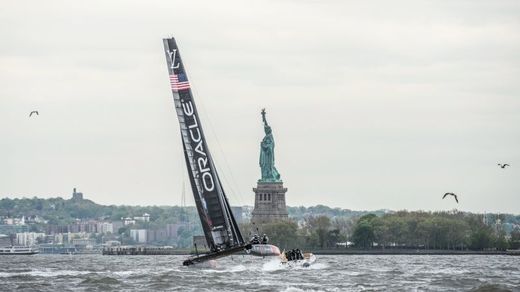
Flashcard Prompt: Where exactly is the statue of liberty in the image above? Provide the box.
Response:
[259,109,281,182]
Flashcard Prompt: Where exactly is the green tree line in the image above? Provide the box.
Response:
[243,211,520,251]
[351,211,520,251]
[241,216,355,250]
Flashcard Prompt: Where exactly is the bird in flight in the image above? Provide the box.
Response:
[443,192,458,203]
[498,163,510,169]
[29,111,39,117]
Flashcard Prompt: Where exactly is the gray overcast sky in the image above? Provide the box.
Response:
[1,0,519,213]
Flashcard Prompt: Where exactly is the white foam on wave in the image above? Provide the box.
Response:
[0,269,91,278]
[279,287,326,292]
[228,264,247,273]
[429,267,469,275]
[112,270,135,276]
[262,259,328,272]
[280,287,305,292]
[303,262,328,270]
[201,264,248,274]
[261,258,285,271]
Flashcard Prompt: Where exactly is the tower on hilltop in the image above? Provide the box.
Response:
[72,188,84,200]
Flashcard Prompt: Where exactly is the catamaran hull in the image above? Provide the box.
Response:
[183,244,252,266]
[248,244,281,257]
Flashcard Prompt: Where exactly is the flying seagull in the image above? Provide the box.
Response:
[498,163,510,169]
[29,111,39,117]
[443,193,458,203]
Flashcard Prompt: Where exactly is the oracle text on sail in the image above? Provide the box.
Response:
[182,100,215,192]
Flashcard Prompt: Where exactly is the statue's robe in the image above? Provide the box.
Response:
[260,132,280,181]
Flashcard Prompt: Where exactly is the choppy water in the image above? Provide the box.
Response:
[0,254,519,291]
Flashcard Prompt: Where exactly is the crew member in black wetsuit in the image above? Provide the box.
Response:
[251,234,260,244]
[296,249,303,260]
[285,250,291,261]
[261,234,269,244]
[285,249,304,261]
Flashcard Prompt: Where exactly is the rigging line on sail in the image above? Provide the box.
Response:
[187,80,243,205]
[180,161,194,206]
[186,76,245,207]
[180,169,192,225]
[178,147,193,225]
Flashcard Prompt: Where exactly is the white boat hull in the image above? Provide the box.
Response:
[0,246,39,255]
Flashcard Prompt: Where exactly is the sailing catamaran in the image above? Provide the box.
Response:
[162,38,255,266]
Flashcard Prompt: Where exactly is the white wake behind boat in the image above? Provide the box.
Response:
[280,252,316,267]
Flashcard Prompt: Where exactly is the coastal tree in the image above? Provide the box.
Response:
[509,228,520,249]
[298,215,333,248]
[495,229,509,251]
[467,222,495,250]
[352,214,377,248]
[260,220,299,250]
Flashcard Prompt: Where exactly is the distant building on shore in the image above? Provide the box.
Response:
[121,214,150,226]
[166,223,183,240]
[2,217,25,225]
[130,229,147,243]
[122,217,136,226]
[97,222,114,234]
[72,188,83,200]
[72,238,96,249]
[16,232,45,246]
[133,213,150,222]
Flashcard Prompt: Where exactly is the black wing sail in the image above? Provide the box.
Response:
[162,38,244,253]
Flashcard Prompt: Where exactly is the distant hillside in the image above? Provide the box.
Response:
[0,197,389,223]
[1,196,518,226]
[287,205,391,219]
[0,196,198,226]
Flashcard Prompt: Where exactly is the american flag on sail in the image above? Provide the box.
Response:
[169,73,190,91]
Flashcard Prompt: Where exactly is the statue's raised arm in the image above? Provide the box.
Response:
[261,108,268,127]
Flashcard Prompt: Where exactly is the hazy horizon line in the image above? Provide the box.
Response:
[1,195,517,216]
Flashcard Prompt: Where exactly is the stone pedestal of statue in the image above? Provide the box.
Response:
[251,181,288,225]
